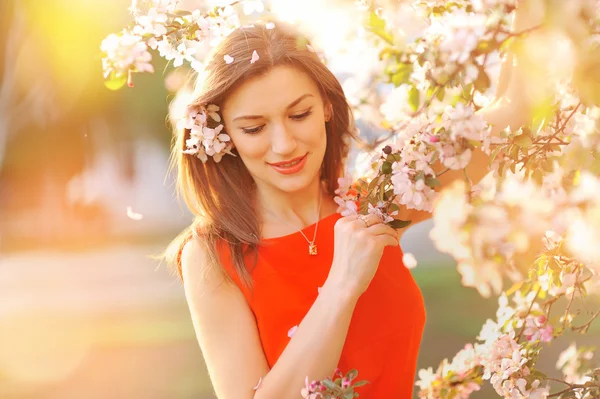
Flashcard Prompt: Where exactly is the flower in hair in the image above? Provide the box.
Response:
[180,104,236,163]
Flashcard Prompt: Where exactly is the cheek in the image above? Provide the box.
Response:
[301,117,327,145]
[231,133,269,160]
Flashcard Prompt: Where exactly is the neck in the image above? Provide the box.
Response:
[254,176,325,229]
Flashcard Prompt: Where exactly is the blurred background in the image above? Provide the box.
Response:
[0,1,598,398]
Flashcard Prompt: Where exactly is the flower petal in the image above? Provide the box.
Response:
[250,50,260,64]
[287,325,298,338]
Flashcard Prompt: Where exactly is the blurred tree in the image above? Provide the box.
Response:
[0,0,173,248]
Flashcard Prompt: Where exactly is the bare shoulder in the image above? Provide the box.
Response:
[180,237,270,398]
[181,237,227,290]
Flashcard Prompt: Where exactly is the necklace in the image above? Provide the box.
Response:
[263,184,322,255]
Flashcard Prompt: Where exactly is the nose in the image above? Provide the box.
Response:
[270,120,297,156]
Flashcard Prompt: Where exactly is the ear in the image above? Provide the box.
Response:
[324,103,333,122]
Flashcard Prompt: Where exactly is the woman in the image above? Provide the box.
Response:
[163,7,537,398]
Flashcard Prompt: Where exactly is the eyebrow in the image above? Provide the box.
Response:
[232,93,315,122]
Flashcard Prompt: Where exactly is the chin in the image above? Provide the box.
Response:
[271,176,314,193]
[268,167,319,192]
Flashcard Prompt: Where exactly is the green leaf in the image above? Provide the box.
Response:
[368,11,386,30]
[384,189,395,200]
[104,71,127,91]
[408,86,420,112]
[379,47,400,61]
[505,281,523,296]
[368,175,381,192]
[474,67,491,93]
[489,145,504,167]
[425,176,441,187]
[389,219,411,229]
[462,83,474,100]
[391,63,413,87]
[436,87,445,101]
[346,369,358,381]
[352,380,369,387]
[381,161,393,174]
[387,203,400,213]
[359,201,369,213]
[514,133,533,148]
[509,144,520,160]
[322,379,338,390]
[364,11,394,44]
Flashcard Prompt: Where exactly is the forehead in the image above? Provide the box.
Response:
[222,65,322,117]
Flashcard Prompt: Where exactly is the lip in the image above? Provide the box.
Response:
[268,153,308,166]
[269,153,308,175]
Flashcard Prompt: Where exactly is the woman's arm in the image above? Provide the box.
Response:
[181,238,359,399]
[396,1,545,230]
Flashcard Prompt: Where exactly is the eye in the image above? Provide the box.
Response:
[290,109,312,121]
[242,125,265,135]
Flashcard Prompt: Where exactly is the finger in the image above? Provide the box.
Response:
[371,228,401,248]
[355,213,384,228]
[365,222,399,238]
[385,234,401,247]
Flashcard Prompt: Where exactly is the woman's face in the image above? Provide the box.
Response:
[221,65,331,193]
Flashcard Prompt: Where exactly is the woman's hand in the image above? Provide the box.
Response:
[325,213,400,301]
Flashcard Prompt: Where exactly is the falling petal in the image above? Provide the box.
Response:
[266,22,275,29]
[224,54,234,64]
[253,377,262,390]
[317,286,322,294]
[126,206,143,221]
[403,252,418,269]
[250,50,260,64]
[287,325,298,338]
[306,44,315,52]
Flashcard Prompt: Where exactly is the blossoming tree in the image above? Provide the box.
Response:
[101,0,600,397]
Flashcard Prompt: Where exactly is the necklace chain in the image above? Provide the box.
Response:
[262,184,322,255]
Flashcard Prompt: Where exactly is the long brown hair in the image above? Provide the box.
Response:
[161,20,363,292]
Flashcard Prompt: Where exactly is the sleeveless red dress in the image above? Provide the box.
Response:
[216,211,426,398]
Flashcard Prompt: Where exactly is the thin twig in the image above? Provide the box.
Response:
[516,287,541,342]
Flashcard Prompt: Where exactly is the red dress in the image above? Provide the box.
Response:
[216,211,426,398]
